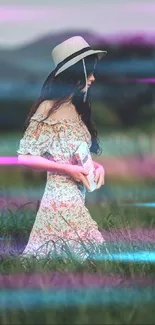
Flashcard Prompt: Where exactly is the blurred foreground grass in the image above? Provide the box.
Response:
[0,296,155,325]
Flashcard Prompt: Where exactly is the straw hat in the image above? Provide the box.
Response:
[47,36,107,102]
[52,36,107,76]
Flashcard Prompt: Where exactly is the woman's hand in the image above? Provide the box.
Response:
[65,164,90,190]
[94,165,105,189]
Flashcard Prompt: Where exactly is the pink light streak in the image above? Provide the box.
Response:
[0,157,18,165]
[0,6,65,22]
[1,155,155,179]
[0,2,155,29]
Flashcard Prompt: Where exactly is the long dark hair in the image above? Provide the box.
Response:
[23,54,102,155]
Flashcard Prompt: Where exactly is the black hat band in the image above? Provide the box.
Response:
[54,46,91,74]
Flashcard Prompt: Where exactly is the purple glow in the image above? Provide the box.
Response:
[0,271,154,289]
[135,78,155,83]
[100,33,155,45]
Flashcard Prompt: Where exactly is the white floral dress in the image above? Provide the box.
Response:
[17,105,106,262]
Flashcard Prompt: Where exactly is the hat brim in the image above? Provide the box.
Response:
[55,49,107,76]
[43,49,107,84]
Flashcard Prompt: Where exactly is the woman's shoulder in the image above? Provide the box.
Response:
[31,100,59,125]
[35,100,54,116]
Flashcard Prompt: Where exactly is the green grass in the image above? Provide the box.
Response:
[0,200,155,274]
[0,304,155,325]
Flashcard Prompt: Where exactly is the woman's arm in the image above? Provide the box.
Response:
[18,154,71,174]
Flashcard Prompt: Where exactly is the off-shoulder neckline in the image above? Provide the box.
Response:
[30,112,82,124]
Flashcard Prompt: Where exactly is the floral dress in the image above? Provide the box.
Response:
[17,104,106,262]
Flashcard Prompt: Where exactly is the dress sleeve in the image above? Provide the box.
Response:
[16,118,54,157]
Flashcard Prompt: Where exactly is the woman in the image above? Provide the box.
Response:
[17,36,108,262]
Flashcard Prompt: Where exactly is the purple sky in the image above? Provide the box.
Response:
[0,1,154,48]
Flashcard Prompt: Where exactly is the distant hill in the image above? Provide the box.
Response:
[0,29,155,81]
[0,29,155,101]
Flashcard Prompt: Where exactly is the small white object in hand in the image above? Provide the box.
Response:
[74,141,97,192]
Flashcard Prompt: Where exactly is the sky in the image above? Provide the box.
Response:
[0,0,154,48]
